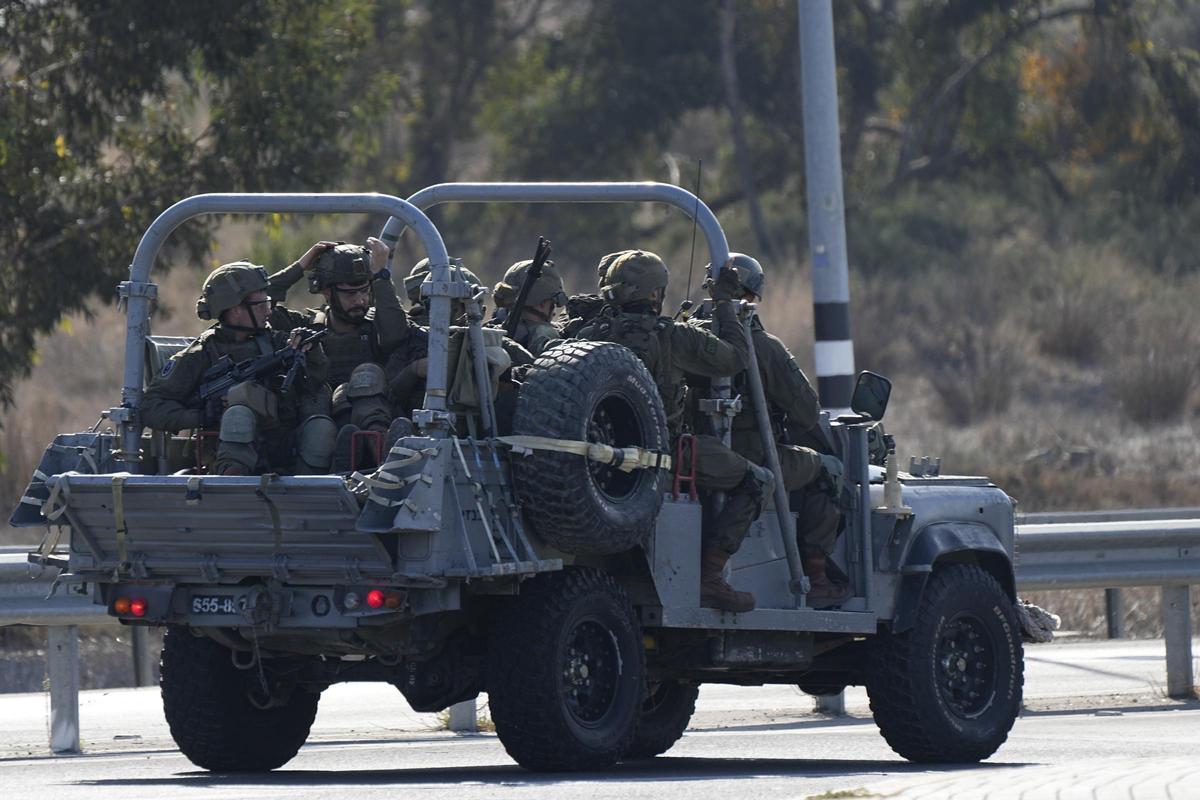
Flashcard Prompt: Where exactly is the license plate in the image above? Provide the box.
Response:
[191,594,240,615]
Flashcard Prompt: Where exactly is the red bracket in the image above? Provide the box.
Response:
[350,430,385,470]
[672,434,698,501]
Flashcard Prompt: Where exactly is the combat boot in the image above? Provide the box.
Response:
[384,417,415,453]
[700,546,755,613]
[802,549,852,609]
[331,424,360,473]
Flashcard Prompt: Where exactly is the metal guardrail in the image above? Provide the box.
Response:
[1,509,1196,752]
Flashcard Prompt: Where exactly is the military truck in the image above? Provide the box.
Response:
[13,185,1023,772]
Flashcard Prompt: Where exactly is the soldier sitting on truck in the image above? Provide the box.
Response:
[487,259,567,356]
[559,249,632,339]
[402,258,483,328]
[141,262,334,476]
[688,254,851,608]
[267,238,410,472]
[577,250,774,613]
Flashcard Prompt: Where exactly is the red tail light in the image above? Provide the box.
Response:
[366,589,385,609]
[129,598,148,617]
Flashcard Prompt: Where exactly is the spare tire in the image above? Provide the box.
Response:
[512,340,668,555]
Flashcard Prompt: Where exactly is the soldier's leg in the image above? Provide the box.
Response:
[215,405,259,476]
[692,435,773,613]
[347,364,392,432]
[293,414,338,474]
[793,485,850,609]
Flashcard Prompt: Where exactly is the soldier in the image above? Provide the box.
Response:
[402,258,482,328]
[267,238,408,470]
[488,259,567,356]
[142,262,334,476]
[560,249,633,339]
[690,253,850,608]
[576,250,773,613]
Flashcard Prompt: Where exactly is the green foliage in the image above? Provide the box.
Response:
[0,0,377,409]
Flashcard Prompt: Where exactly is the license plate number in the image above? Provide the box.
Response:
[191,595,239,615]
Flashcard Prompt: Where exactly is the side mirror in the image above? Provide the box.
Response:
[851,371,891,421]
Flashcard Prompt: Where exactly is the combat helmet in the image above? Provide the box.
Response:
[728,252,764,298]
[492,259,567,310]
[196,261,270,320]
[309,242,372,293]
[404,258,480,305]
[595,249,635,289]
[599,250,669,306]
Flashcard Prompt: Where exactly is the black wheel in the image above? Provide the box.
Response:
[867,564,1023,763]
[160,627,319,771]
[487,568,645,771]
[624,679,699,759]
[512,341,668,555]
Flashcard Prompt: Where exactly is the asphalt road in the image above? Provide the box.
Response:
[1,638,1197,799]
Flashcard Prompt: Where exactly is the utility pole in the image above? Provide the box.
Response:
[798,0,855,411]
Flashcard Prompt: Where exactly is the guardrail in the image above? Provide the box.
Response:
[2,510,1197,751]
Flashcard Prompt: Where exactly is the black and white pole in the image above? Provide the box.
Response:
[798,0,855,412]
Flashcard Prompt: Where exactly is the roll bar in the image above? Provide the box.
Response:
[115,193,449,467]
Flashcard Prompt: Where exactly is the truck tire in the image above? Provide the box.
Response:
[624,680,699,759]
[488,568,645,771]
[866,564,1023,763]
[160,627,319,771]
[512,341,668,555]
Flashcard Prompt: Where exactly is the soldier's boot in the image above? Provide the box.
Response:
[802,548,852,610]
[700,546,756,613]
[384,417,415,452]
[331,424,360,473]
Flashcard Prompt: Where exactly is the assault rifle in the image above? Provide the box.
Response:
[198,328,329,419]
[504,236,552,339]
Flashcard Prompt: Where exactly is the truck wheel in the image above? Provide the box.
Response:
[512,341,668,555]
[488,568,645,771]
[160,627,319,771]
[624,680,699,759]
[866,564,1023,763]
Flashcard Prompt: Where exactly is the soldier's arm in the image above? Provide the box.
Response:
[140,349,207,433]
[370,274,410,354]
[267,303,308,333]
[669,301,748,378]
[277,331,329,391]
[267,261,306,302]
[759,330,820,433]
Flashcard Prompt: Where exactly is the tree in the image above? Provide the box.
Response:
[0,0,377,410]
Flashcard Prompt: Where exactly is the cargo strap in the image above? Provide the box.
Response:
[255,474,283,551]
[498,435,672,473]
[351,445,436,508]
[111,475,128,575]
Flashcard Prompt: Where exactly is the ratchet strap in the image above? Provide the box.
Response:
[498,435,672,473]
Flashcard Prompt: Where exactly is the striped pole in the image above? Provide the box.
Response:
[798,0,855,411]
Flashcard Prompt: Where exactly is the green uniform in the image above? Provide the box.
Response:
[267,261,408,430]
[141,325,330,474]
[578,300,762,554]
[691,312,840,554]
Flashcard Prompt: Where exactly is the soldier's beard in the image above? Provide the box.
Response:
[336,305,368,322]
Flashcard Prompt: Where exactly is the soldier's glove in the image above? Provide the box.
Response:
[289,327,320,349]
[817,454,844,498]
[705,264,741,303]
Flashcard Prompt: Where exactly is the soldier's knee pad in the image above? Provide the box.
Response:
[331,382,352,419]
[347,363,387,398]
[219,405,258,444]
[296,414,337,470]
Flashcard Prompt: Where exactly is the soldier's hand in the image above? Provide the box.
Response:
[289,328,317,352]
[298,241,337,271]
[365,236,392,274]
[706,261,741,302]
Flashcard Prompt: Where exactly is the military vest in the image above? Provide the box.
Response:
[578,310,686,433]
[304,308,379,387]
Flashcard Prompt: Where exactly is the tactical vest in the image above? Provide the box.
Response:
[578,311,686,433]
[304,308,379,387]
[197,328,303,423]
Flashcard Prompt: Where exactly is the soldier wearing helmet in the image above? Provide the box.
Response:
[402,257,483,328]
[488,259,567,356]
[688,253,849,608]
[576,250,773,613]
[141,262,334,476]
[559,248,633,339]
[266,238,410,471]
